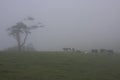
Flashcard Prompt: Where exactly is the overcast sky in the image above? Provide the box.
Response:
[0,0,120,51]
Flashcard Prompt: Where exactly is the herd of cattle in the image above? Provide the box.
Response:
[63,48,114,54]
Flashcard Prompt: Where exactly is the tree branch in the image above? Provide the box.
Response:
[20,32,28,48]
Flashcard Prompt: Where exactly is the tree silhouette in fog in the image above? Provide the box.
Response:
[7,17,44,51]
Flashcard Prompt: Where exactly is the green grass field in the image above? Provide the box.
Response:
[0,51,120,80]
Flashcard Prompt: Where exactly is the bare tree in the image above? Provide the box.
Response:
[7,17,43,51]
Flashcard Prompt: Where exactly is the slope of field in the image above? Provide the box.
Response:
[0,52,120,80]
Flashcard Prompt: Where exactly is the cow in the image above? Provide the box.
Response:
[63,48,75,52]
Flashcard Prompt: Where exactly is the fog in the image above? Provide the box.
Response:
[0,0,120,51]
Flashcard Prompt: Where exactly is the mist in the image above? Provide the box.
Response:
[0,0,120,51]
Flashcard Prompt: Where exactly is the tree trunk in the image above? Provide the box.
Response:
[16,32,21,51]
[21,33,28,49]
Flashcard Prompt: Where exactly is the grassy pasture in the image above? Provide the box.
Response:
[0,52,120,80]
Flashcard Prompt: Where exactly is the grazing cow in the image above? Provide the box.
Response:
[100,49,107,53]
[100,49,114,55]
[83,50,89,54]
[91,49,98,53]
[63,48,75,52]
